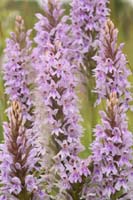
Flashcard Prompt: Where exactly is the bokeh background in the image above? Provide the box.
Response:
[0,0,133,157]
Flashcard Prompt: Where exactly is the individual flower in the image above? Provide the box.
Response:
[119,172,133,200]
[0,101,43,199]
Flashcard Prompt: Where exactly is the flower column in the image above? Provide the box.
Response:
[0,101,44,200]
[71,0,110,74]
[70,0,110,133]
[1,16,45,200]
[83,20,133,200]
[34,0,90,199]
[3,16,33,125]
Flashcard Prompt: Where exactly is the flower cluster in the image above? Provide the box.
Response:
[3,16,33,123]
[89,92,133,199]
[70,0,110,133]
[0,101,44,200]
[83,20,133,199]
[94,20,132,106]
[71,0,110,75]
[34,0,90,197]
[1,1,133,200]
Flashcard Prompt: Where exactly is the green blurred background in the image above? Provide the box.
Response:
[0,0,133,157]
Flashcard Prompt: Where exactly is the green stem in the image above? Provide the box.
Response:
[69,190,81,200]
[18,188,31,200]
